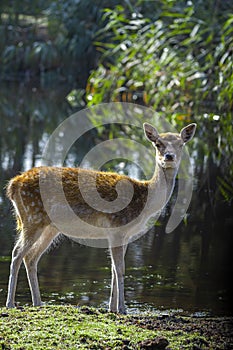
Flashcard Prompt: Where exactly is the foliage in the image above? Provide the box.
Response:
[0,0,116,81]
[0,0,232,203]
[217,177,233,204]
[0,0,163,82]
[84,2,233,202]
[86,3,233,115]
[0,0,50,23]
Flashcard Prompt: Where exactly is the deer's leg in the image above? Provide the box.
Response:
[109,264,117,312]
[109,244,127,314]
[23,225,58,307]
[6,227,44,308]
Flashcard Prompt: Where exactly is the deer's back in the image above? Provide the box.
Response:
[6,166,149,230]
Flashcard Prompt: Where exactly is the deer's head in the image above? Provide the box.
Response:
[143,122,196,169]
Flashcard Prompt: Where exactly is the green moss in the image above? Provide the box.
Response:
[0,305,222,349]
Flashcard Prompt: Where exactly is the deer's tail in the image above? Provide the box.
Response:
[6,178,23,232]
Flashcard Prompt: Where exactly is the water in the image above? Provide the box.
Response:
[0,80,232,316]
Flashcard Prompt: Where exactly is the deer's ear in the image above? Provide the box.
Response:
[180,123,196,143]
[143,123,159,142]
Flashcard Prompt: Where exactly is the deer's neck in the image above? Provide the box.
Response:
[160,165,178,199]
[148,163,178,211]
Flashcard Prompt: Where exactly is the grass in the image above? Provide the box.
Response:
[1,305,231,349]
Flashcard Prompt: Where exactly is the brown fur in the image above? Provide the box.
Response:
[6,166,149,230]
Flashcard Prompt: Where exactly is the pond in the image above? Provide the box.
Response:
[0,80,232,316]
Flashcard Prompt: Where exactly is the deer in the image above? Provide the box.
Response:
[6,122,196,313]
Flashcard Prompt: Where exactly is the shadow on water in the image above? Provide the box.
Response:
[0,80,233,316]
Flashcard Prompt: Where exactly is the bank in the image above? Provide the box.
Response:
[0,305,232,349]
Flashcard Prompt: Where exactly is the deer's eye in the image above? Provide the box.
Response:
[155,142,163,149]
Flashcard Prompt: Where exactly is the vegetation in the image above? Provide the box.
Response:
[0,0,232,210]
[83,1,233,203]
[0,0,110,82]
[0,0,159,83]
[0,0,233,327]
[0,305,232,349]
[87,3,233,113]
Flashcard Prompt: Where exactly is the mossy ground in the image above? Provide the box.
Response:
[0,305,232,349]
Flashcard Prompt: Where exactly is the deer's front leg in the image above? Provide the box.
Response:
[109,244,127,314]
[109,265,117,313]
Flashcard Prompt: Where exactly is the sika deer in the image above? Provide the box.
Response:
[6,122,196,313]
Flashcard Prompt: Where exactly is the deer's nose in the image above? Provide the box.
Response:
[164,153,175,161]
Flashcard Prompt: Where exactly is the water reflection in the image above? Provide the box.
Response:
[0,81,232,315]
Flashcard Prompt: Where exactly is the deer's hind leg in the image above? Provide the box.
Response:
[6,225,45,308]
[23,225,59,306]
